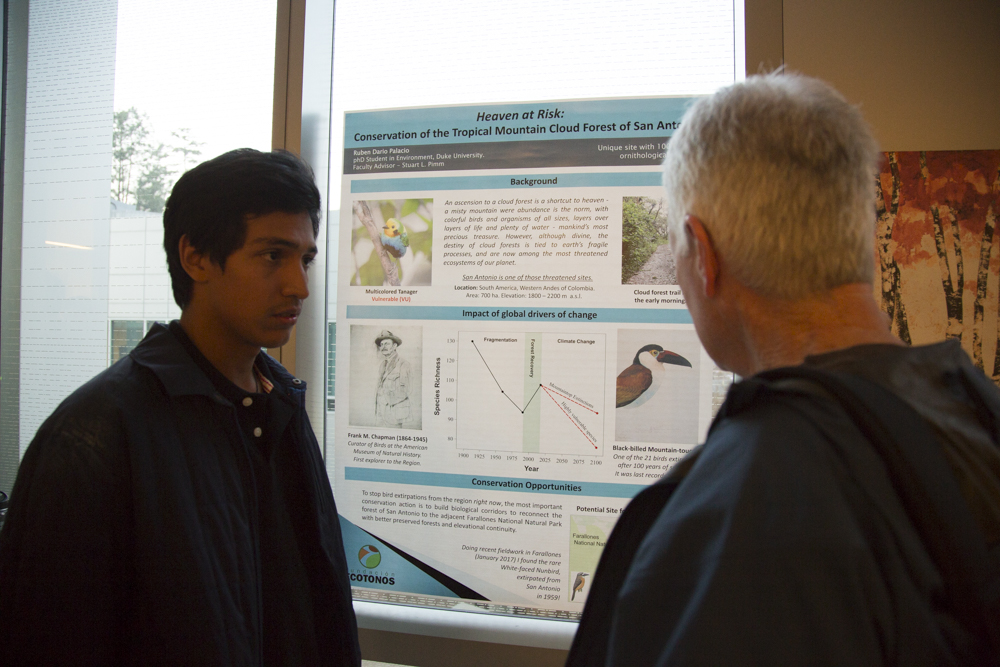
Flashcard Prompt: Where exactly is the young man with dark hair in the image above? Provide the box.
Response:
[0,149,361,666]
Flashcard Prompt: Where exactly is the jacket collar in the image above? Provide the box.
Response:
[261,351,308,404]
[130,323,307,402]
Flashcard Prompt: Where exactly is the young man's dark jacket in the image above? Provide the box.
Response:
[0,324,361,666]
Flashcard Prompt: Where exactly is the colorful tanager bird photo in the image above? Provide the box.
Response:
[380,217,410,258]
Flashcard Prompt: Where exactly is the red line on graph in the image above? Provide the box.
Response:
[542,387,598,449]
[543,386,599,415]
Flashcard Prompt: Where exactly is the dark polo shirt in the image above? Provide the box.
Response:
[172,322,320,666]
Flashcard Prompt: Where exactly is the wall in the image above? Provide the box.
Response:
[783,0,1000,151]
[17,0,117,454]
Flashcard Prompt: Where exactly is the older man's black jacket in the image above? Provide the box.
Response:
[0,325,360,666]
[566,341,1000,666]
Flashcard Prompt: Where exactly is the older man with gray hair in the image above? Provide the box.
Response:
[567,74,1000,666]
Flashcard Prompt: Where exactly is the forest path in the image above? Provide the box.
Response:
[627,243,677,285]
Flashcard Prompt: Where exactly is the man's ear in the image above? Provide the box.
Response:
[178,235,213,284]
[684,215,721,298]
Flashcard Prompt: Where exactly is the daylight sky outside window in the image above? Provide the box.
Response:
[113,0,275,181]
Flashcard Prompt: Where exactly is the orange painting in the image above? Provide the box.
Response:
[876,150,1000,382]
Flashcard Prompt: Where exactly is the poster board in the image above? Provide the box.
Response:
[333,97,719,619]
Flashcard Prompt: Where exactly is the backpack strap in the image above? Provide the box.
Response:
[755,366,1000,663]
[565,448,701,667]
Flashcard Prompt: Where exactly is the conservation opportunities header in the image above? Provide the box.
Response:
[344,97,694,148]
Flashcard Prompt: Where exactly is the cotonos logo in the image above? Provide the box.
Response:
[358,544,382,569]
[351,543,396,586]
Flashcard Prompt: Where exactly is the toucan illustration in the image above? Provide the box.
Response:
[380,217,409,258]
[616,344,692,408]
[572,572,588,601]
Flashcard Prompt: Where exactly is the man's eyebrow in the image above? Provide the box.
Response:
[247,236,318,254]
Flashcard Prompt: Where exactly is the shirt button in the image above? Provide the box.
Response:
[242,397,253,407]
[253,427,262,437]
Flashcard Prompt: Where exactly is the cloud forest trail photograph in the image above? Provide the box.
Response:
[621,196,674,285]
[625,243,677,285]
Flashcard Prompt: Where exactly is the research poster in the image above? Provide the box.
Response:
[334,97,718,618]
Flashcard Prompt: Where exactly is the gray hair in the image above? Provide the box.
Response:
[662,73,881,298]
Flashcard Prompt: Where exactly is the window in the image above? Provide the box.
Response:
[109,320,144,365]
[1,0,277,482]
[321,0,745,626]
[327,321,337,411]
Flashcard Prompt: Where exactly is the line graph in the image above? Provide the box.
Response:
[541,386,599,448]
[470,340,543,414]
[457,332,606,454]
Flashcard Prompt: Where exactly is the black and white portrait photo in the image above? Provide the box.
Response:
[349,325,423,430]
